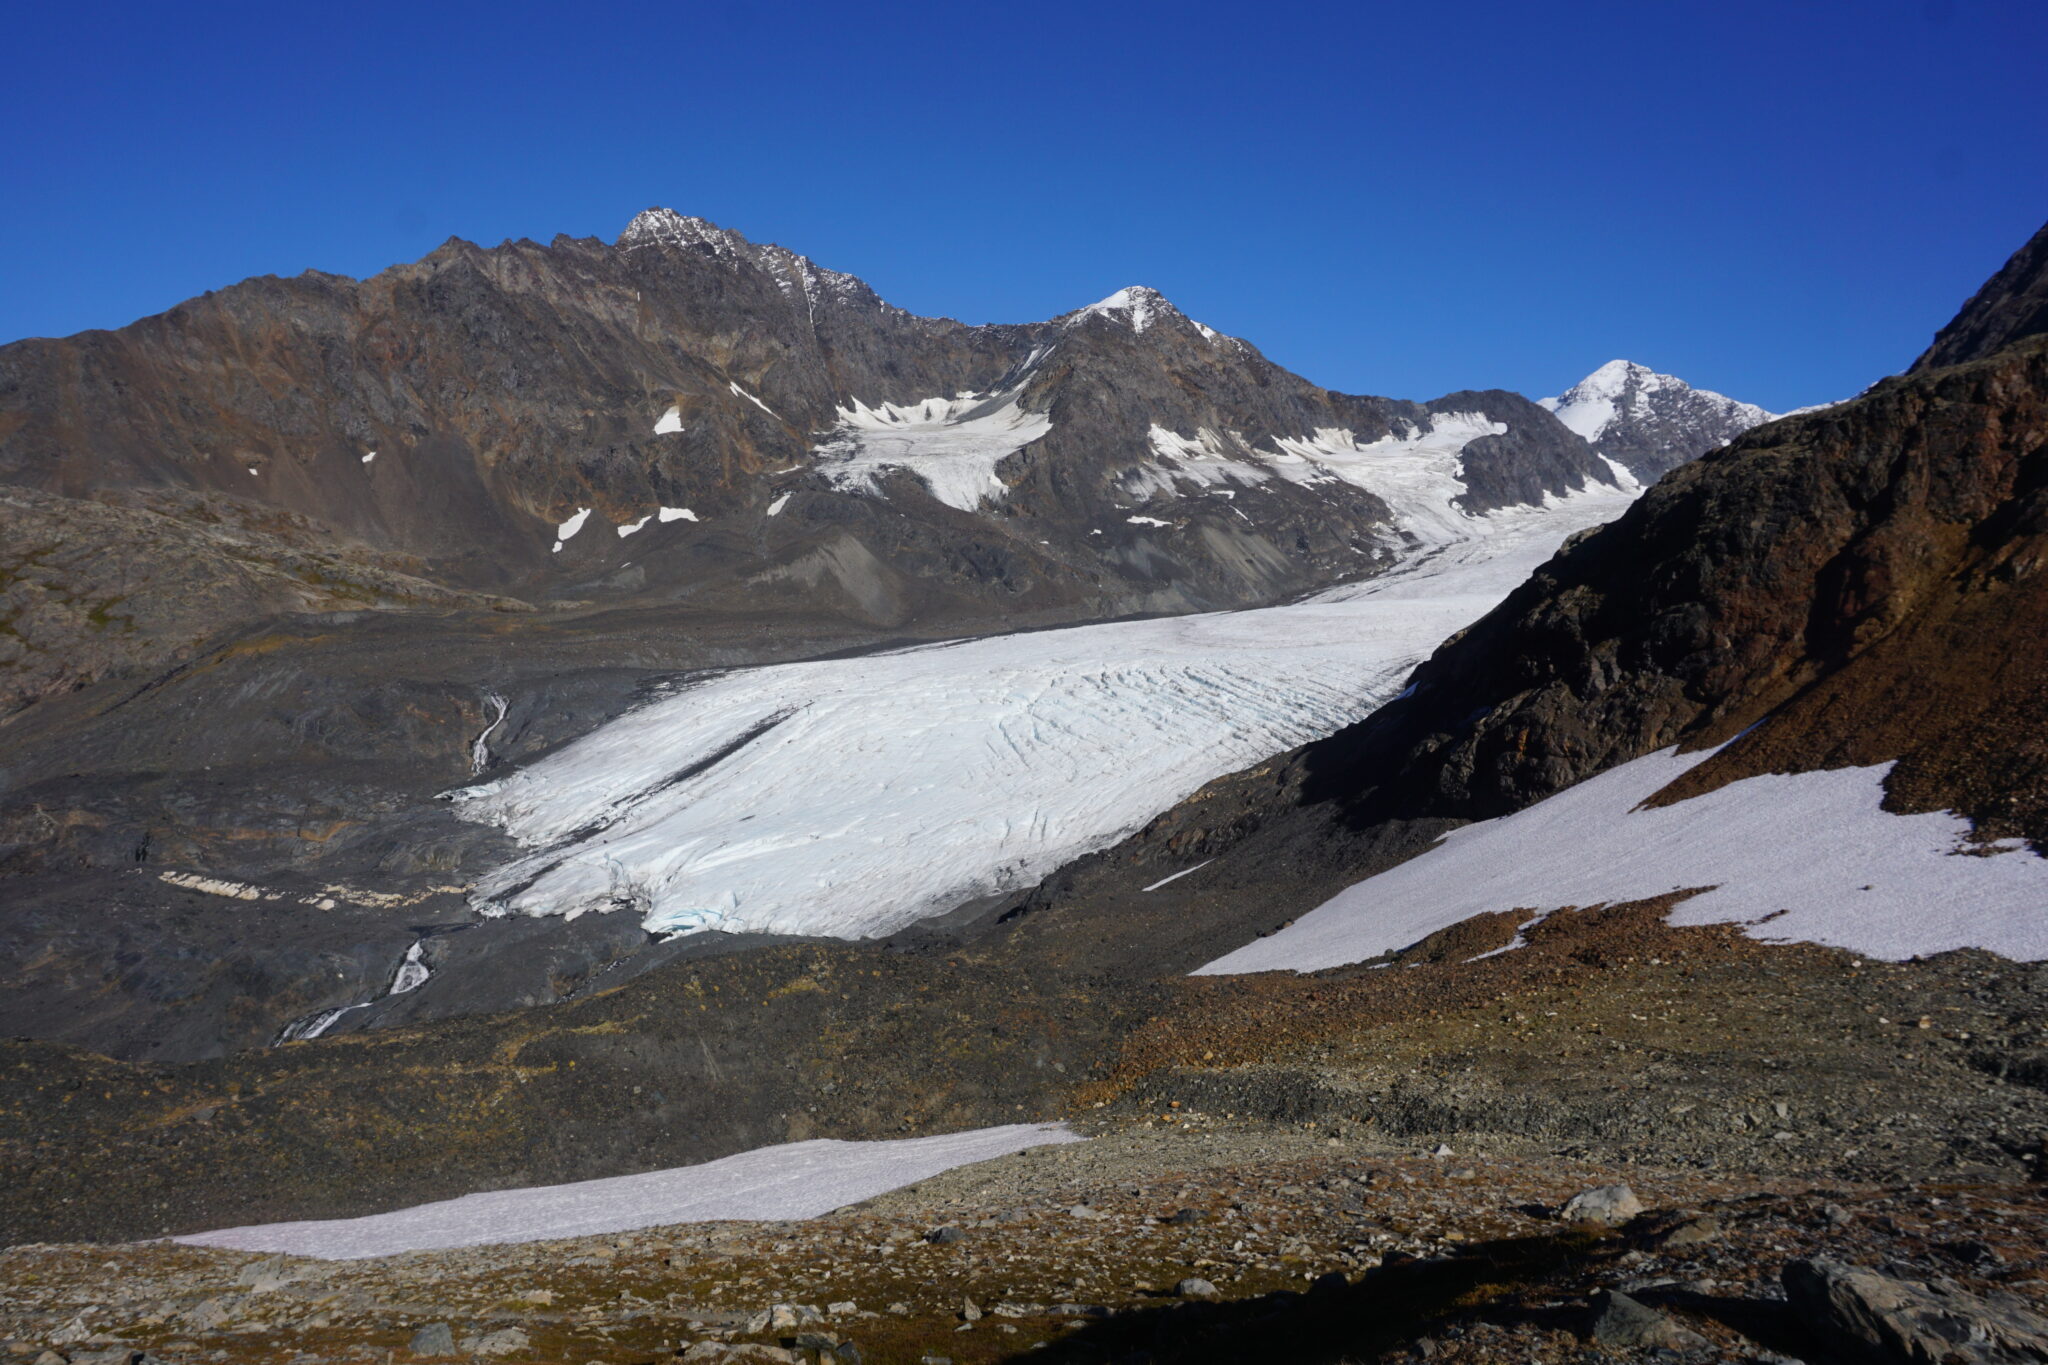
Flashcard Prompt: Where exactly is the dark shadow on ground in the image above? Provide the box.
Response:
[993,1227,1806,1365]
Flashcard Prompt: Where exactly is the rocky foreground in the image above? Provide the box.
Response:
[6,1126,2048,1365]
[9,901,2048,1364]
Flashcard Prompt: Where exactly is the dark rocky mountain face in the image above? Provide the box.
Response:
[1540,358,1778,479]
[0,209,1614,721]
[1322,333,2048,839]
[1913,219,2048,372]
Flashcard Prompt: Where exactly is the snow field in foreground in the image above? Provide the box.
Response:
[453,484,1639,940]
[1197,746,2048,976]
[175,1123,1083,1260]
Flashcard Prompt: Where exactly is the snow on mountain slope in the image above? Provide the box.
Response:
[452,481,1639,939]
[177,1123,1082,1260]
[1197,746,2048,976]
[814,389,1053,511]
[1130,411,1514,540]
[1266,414,1511,546]
[1541,360,1775,478]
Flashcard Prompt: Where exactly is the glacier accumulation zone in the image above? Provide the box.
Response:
[814,391,1052,512]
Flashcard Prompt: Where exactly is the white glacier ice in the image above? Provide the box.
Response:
[1196,746,2048,975]
[814,390,1052,512]
[1134,412,1529,542]
[453,478,1639,940]
[1265,415,1513,547]
[176,1122,1083,1260]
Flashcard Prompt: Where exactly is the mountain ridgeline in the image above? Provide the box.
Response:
[0,208,1789,1069]
[0,209,1765,719]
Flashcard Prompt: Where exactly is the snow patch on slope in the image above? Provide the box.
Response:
[453,481,1639,939]
[1077,286,1172,333]
[553,507,592,553]
[654,405,684,435]
[730,382,778,417]
[1135,412,1508,546]
[814,391,1052,512]
[1267,414,1507,547]
[177,1123,1083,1260]
[1137,426,1272,494]
[1197,747,2048,975]
[1069,286,1233,346]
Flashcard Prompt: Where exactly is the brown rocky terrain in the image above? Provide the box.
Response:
[6,901,2048,1363]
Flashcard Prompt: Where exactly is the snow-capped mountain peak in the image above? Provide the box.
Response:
[1078,285,1172,331]
[1069,285,1227,343]
[617,207,751,256]
[1540,359,1776,479]
[616,206,884,314]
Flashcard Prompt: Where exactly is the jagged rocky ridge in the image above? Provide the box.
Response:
[0,208,1621,718]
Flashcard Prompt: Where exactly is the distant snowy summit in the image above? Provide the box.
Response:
[1066,285,1235,346]
[1541,359,1777,479]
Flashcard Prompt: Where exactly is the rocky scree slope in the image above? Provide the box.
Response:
[1303,221,2048,846]
[0,208,1614,719]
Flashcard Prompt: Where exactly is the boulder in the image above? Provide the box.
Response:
[1559,1184,1643,1226]
[1587,1290,1709,1350]
[463,1327,529,1356]
[1784,1258,2048,1363]
[407,1321,456,1355]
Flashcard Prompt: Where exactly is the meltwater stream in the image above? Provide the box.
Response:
[274,938,433,1044]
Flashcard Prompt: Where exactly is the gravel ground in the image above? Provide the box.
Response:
[5,1126,2047,1364]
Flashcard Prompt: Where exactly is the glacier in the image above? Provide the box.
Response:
[813,390,1052,512]
[452,473,1640,940]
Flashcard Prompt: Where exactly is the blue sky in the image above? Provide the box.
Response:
[4,1,2044,411]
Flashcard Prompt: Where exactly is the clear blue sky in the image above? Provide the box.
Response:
[5,0,2044,411]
